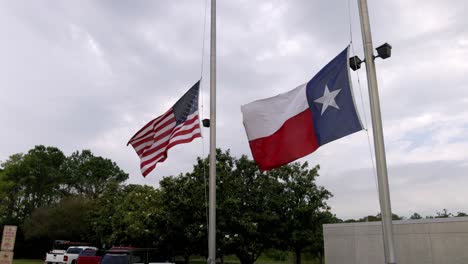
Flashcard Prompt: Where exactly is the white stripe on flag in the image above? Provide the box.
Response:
[241,83,308,141]
[130,110,173,142]
[134,120,176,153]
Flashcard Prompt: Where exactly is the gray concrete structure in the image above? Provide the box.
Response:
[323,216,468,264]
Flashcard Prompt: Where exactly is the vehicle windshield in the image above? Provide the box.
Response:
[52,240,69,251]
[79,250,97,256]
[67,248,84,254]
[52,241,90,251]
[101,254,130,264]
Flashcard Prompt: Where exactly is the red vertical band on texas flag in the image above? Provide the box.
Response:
[241,47,363,171]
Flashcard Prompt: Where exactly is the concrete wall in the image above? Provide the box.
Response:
[323,216,468,264]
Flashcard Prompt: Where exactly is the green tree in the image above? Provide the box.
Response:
[158,149,287,264]
[435,209,452,218]
[0,146,66,224]
[89,182,125,247]
[410,212,422,219]
[60,150,128,198]
[357,213,402,222]
[219,154,282,264]
[159,169,207,263]
[0,166,16,225]
[105,184,163,248]
[307,211,341,264]
[172,150,333,264]
[268,162,332,264]
[23,197,95,242]
[158,149,243,263]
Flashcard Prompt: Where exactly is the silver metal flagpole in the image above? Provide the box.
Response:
[357,0,397,263]
[208,0,217,263]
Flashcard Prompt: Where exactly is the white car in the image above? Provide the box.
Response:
[63,246,98,264]
[45,249,66,264]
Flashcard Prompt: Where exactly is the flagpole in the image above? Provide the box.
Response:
[357,0,397,263]
[208,0,217,263]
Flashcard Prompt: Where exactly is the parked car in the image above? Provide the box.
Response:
[45,241,92,264]
[45,248,66,264]
[64,246,98,264]
[76,249,105,264]
[100,247,173,264]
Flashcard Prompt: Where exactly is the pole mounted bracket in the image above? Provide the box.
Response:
[349,42,392,71]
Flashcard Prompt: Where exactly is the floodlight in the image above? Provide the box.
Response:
[376,43,392,59]
[349,56,363,71]
[202,119,210,127]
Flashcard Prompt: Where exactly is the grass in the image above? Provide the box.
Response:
[13,260,43,264]
[188,251,321,264]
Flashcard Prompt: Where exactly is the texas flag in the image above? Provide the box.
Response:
[241,47,363,171]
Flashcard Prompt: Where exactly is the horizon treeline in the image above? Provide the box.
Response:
[0,145,466,264]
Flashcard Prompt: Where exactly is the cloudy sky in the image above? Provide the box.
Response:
[1,0,467,220]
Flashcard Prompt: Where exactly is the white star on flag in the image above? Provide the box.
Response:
[314,85,341,115]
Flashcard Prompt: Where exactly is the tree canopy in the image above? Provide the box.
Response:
[60,150,128,198]
[0,146,66,224]
[5,146,464,264]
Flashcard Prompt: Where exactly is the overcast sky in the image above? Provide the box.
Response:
[1,0,467,220]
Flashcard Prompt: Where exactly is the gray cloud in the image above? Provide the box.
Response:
[1,0,467,219]
[318,160,468,219]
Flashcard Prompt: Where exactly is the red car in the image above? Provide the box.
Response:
[76,249,105,264]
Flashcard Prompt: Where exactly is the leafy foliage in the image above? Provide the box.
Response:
[23,197,95,241]
[219,154,281,264]
[268,163,332,264]
[60,150,128,198]
[105,184,162,247]
[2,146,338,263]
[159,168,207,262]
[0,146,129,257]
[410,212,422,219]
[0,146,66,224]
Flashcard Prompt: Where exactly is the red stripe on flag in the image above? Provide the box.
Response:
[128,81,201,177]
[130,114,176,147]
[138,134,171,158]
[166,132,202,150]
[140,130,202,174]
[128,109,173,145]
[135,124,176,156]
[170,115,199,135]
[139,120,200,167]
[142,155,167,176]
[172,123,201,139]
[248,109,319,171]
[139,115,200,156]
[134,115,201,176]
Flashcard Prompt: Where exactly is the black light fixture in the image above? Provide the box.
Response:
[202,119,210,127]
[376,43,392,59]
[349,56,363,71]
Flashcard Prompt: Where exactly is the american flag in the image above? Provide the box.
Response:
[127,81,202,177]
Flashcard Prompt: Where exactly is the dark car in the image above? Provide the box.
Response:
[100,247,173,264]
